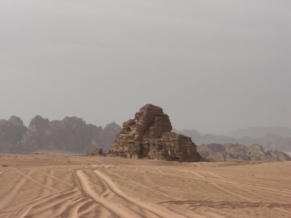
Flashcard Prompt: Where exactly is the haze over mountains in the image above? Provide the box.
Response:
[228,127,291,138]
[0,116,121,154]
[1,115,290,154]
[178,127,291,152]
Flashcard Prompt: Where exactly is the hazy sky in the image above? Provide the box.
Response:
[0,0,290,133]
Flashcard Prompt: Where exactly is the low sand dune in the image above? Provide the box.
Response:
[0,154,290,218]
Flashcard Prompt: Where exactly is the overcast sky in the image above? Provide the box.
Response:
[0,0,290,133]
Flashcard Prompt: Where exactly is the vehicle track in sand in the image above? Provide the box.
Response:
[94,168,185,218]
[155,168,255,202]
[14,168,57,192]
[9,166,289,218]
[94,170,170,217]
[174,168,279,202]
[100,167,212,218]
[152,168,264,218]
[3,167,186,218]
[191,171,262,202]
[9,168,84,218]
[193,170,291,200]
[109,170,176,200]
[14,189,81,218]
[1,155,291,218]
[76,169,139,218]
[0,170,33,210]
[36,169,75,188]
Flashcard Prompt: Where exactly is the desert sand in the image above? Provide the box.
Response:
[0,154,290,218]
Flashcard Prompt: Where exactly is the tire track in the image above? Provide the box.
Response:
[165,169,252,208]
[108,170,175,200]
[171,169,256,202]
[41,169,54,195]
[94,170,154,218]
[76,170,135,218]
[16,168,126,218]
[94,168,187,218]
[36,169,74,188]
[1,158,289,218]
[200,171,291,198]
[62,198,92,218]
[14,169,57,192]
[15,189,80,218]
[77,201,101,217]
[191,171,253,201]
[104,169,208,218]
[0,170,33,210]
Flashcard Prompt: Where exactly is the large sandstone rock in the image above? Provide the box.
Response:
[109,104,202,162]
[198,143,291,162]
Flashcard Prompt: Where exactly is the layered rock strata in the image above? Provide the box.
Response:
[109,104,202,162]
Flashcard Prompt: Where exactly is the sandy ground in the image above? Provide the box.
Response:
[0,154,290,218]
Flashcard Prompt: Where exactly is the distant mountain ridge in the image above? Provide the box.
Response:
[1,115,290,159]
[0,116,121,154]
[228,126,291,138]
[178,128,291,152]
[0,116,27,153]
[198,144,290,162]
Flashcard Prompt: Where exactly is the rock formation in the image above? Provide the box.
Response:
[0,116,27,153]
[109,104,202,162]
[198,143,291,162]
[91,122,121,152]
[0,115,121,154]
[21,116,104,153]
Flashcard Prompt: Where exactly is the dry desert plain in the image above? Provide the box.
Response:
[0,154,290,218]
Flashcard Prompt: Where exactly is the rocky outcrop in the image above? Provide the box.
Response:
[109,104,202,162]
[198,143,291,162]
[0,116,27,153]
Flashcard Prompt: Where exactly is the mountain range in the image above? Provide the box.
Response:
[1,116,290,155]
[198,143,290,161]
[178,128,291,152]
[0,116,121,154]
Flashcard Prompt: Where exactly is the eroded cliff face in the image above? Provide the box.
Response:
[109,104,202,162]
